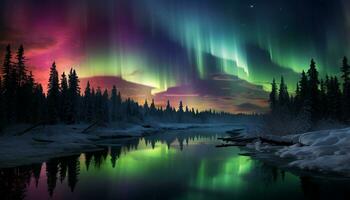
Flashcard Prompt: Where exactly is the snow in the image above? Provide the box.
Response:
[276,128,350,173]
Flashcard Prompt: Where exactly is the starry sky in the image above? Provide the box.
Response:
[0,0,349,113]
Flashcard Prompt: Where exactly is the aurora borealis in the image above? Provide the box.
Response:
[1,0,349,113]
[16,133,303,200]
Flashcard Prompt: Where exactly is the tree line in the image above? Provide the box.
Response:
[0,45,236,131]
[269,57,350,131]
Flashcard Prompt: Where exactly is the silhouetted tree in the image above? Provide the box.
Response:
[15,45,26,87]
[326,76,342,120]
[47,62,60,124]
[298,71,309,103]
[32,84,46,123]
[178,101,184,113]
[110,85,118,121]
[116,91,122,120]
[67,69,80,124]
[15,45,35,122]
[94,87,104,122]
[278,76,289,106]
[59,72,69,122]
[307,59,320,120]
[269,78,277,111]
[23,71,35,122]
[319,79,327,117]
[102,89,109,122]
[166,100,171,112]
[2,45,16,123]
[341,57,350,121]
[2,45,11,96]
[143,99,149,115]
[150,99,156,115]
[83,81,94,122]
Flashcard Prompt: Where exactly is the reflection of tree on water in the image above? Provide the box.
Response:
[84,152,93,171]
[46,158,59,196]
[8,133,348,200]
[31,163,42,188]
[45,155,81,196]
[92,149,108,169]
[143,132,217,150]
[59,157,68,183]
[66,155,80,192]
[110,146,122,168]
[0,166,32,200]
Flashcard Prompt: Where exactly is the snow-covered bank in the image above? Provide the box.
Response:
[275,128,350,173]
[0,122,240,168]
[241,127,350,175]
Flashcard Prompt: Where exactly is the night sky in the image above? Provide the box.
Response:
[0,0,349,113]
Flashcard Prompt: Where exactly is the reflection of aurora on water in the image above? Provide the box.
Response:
[0,132,339,200]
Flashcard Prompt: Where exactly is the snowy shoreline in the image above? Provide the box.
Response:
[244,127,350,176]
[0,122,239,168]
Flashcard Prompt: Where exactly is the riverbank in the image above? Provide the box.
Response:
[0,122,242,168]
[226,127,350,176]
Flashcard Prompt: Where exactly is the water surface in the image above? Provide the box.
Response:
[1,131,350,200]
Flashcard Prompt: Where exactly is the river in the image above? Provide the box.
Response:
[1,130,349,200]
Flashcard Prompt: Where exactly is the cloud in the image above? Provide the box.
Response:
[154,74,269,113]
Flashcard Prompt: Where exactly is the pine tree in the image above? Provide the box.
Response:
[278,76,289,106]
[299,70,309,103]
[116,91,122,120]
[269,78,278,111]
[91,87,96,121]
[16,45,27,87]
[178,100,184,122]
[2,45,11,95]
[178,101,184,113]
[293,83,302,113]
[83,81,93,122]
[143,100,149,114]
[102,89,109,122]
[15,45,31,122]
[307,59,320,120]
[24,71,35,122]
[326,76,342,119]
[150,99,156,115]
[110,85,117,121]
[60,72,69,122]
[319,79,327,117]
[166,100,171,112]
[126,98,132,120]
[341,56,350,121]
[94,87,103,121]
[47,62,60,124]
[2,45,15,123]
[67,69,80,124]
[9,60,18,123]
[32,84,46,123]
